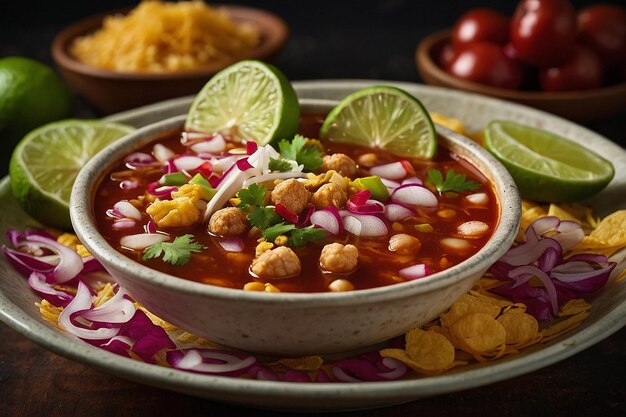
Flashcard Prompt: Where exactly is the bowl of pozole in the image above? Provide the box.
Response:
[70,98,520,356]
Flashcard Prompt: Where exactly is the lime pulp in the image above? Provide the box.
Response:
[319,86,437,159]
[9,120,134,230]
[484,120,614,202]
[185,60,299,146]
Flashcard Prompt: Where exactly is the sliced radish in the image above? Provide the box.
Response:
[112,220,137,230]
[311,207,343,235]
[218,238,244,253]
[391,184,438,208]
[380,178,401,191]
[384,204,415,221]
[401,176,423,186]
[147,182,177,199]
[124,152,155,168]
[113,201,142,221]
[343,214,388,237]
[370,161,408,180]
[346,199,384,214]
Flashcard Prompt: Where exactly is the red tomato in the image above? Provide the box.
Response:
[539,45,603,91]
[452,8,510,47]
[578,4,626,69]
[503,42,540,90]
[511,0,577,67]
[446,42,523,90]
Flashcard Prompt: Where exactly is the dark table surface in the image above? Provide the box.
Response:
[1,1,625,416]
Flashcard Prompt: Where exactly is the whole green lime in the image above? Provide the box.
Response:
[0,57,72,167]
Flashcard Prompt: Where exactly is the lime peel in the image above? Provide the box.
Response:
[484,120,614,203]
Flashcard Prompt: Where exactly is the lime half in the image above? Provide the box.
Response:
[185,60,299,145]
[10,120,134,229]
[319,86,437,159]
[484,120,614,202]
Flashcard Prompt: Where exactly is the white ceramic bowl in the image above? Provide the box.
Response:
[70,98,520,356]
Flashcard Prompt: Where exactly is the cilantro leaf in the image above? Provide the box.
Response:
[142,234,206,266]
[278,135,323,171]
[247,207,282,228]
[237,184,267,210]
[289,226,327,248]
[427,169,481,193]
[262,222,296,242]
[268,157,292,172]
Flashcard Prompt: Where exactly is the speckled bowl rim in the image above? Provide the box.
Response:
[70,98,520,307]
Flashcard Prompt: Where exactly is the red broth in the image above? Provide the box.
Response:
[94,113,498,292]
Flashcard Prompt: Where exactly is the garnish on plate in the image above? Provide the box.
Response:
[6,189,625,381]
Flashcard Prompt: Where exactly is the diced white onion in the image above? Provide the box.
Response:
[113,201,142,221]
[465,192,489,206]
[120,233,169,251]
[190,135,226,154]
[174,156,206,171]
[153,144,175,163]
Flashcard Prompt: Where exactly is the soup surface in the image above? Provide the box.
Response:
[94,113,498,292]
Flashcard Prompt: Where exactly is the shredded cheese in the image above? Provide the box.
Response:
[71,1,260,72]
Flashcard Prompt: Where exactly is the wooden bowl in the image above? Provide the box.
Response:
[52,5,288,115]
[416,30,626,123]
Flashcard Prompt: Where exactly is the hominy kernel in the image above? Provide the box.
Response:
[264,283,281,292]
[392,222,404,232]
[329,279,354,292]
[243,282,265,291]
[457,221,489,238]
[437,209,456,219]
[274,235,288,246]
[357,153,378,167]
[255,241,274,256]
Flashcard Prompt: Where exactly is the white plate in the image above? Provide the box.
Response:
[1,81,625,411]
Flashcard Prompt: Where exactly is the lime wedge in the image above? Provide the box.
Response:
[319,86,437,159]
[484,120,614,202]
[185,60,299,145]
[9,120,134,229]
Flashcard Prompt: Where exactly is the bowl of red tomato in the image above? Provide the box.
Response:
[416,1,626,122]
